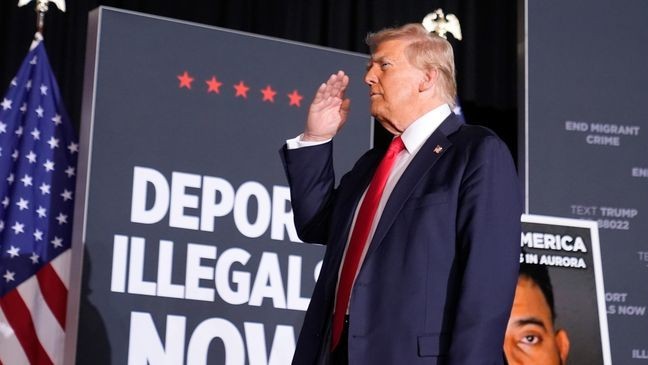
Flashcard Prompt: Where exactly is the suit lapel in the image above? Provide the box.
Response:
[365,114,463,259]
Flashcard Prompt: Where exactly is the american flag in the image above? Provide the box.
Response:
[0,37,77,365]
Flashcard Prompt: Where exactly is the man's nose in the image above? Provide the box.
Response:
[364,66,377,85]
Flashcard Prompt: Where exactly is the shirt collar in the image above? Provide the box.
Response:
[400,103,451,154]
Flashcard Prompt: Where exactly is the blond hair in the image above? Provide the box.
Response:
[366,23,457,107]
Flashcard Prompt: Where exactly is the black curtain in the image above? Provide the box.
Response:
[0,0,517,157]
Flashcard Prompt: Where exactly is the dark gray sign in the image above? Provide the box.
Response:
[66,7,371,364]
[523,0,648,363]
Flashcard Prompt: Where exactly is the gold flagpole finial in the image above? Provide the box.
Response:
[422,8,462,41]
[17,0,66,35]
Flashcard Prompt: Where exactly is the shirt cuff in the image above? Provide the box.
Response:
[285,134,332,150]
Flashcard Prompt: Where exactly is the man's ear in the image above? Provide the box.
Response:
[419,68,438,92]
[555,329,571,364]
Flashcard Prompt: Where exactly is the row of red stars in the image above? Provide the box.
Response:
[177,71,304,107]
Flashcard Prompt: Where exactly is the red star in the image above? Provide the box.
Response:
[287,90,303,107]
[233,81,250,98]
[177,71,194,89]
[260,85,277,102]
[206,76,223,93]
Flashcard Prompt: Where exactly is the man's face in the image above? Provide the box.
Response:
[504,277,570,365]
[364,39,428,135]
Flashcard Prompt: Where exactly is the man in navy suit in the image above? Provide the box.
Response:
[281,23,522,364]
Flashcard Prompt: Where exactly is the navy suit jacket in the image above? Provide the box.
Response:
[281,114,522,365]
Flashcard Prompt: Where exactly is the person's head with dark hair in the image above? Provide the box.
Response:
[519,262,556,321]
[504,263,570,365]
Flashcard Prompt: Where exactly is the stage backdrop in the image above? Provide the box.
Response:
[523,0,648,363]
[65,7,371,364]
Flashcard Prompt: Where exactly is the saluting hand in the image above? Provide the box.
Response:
[303,70,351,141]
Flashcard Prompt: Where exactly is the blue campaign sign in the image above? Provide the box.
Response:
[66,7,371,364]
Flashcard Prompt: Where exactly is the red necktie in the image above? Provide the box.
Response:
[331,136,405,350]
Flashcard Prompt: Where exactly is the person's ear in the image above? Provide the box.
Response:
[419,68,438,92]
[555,329,570,364]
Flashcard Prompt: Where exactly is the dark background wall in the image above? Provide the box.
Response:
[0,0,517,155]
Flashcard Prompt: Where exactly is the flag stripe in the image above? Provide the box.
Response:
[18,273,65,365]
[0,289,54,365]
[36,263,67,329]
[49,250,71,289]
[0,306,31,365]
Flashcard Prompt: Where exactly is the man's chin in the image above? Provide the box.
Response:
[370,110,383,123]
[369,105,384,120]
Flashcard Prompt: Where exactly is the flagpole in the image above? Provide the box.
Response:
[17,0,67,37]
[35,0,49,35]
